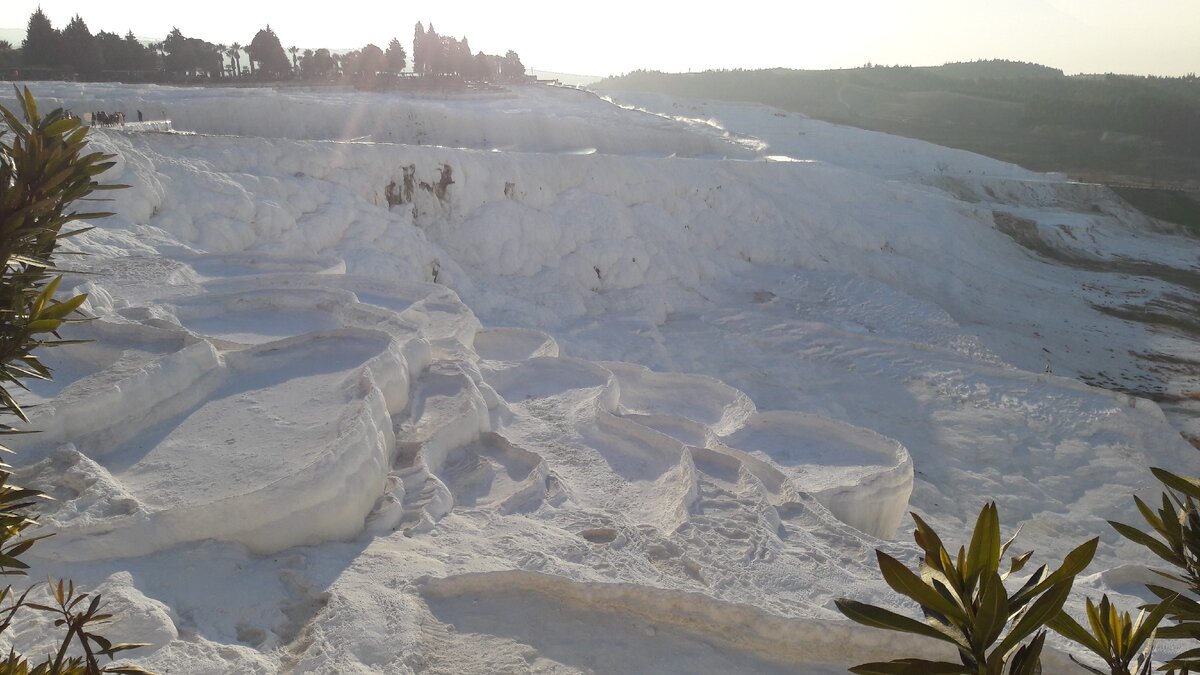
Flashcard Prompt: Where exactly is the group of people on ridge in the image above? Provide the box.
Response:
[88,109,145,125]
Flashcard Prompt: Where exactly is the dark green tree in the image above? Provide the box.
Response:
[0,41,19,70]
[473,51,495,81]
[161,28,189,75]
[214,43,226,78]
[310,48,335,78]
[227,42,241,77]
[195,40,223,79]
[247,26,290,78]
[162,28,222,79]
[426,24,442,75]
[298,48,313,78]
[454,37,471,77]
[95,32,124,70]
[358,43,385,78]
[61,15,103,77]
[21,8,59,68]
[501,50,525,80]
[340,49,360,78]
[162,28,199,77]
[385,37,406,74]
[146,41,163,72]
[124,31,157,72]
[432,33,455,76]
[413,22,425,75]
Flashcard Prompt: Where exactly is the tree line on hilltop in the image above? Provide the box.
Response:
[0,9,527,86]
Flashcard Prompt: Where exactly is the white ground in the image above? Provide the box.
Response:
[1,81,1198,673]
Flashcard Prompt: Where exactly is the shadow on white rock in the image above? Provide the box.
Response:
[604,361,756,436]
[721,411,913,539]
[472,327,558,362]
[27,329,411,561]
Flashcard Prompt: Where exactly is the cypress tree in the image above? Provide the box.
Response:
[21,7,60,68]
[413,22,425,75]
[61,15,103,76]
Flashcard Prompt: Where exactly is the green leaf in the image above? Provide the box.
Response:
[0,488,45,504]
[58,226,96,239]
[1006,550,1033,579]
[1134,495,1171,540]
[1011,538,1097,610]
[68,212,117,221]
[1000,525,1023,558]
[1007,630,1046,675]
[911,512,946,558]
[1110,520,1181,565]
[0,554,29,570]
[6,254,52,267]
[0,389,29,423]
[1156,623,1200,640]
[996,578,1075,657]
[876,550,968,625]
[37,294,87,321]
[849,660,974,675]
[97,642,148,656]
[1048,608,1106,657]
[42,119,78,137]
[1129,595,1172,657]
[1152,468,1200,501]
[912,512,964,592]
[65,125,88,146]
[22,86,39,121]
[1084,597,1108,651]
[966,502,1002,585]
[974,572,1010,651]
[25,319,63,334]
[836,599,968,647]
[1146,584,1200,616]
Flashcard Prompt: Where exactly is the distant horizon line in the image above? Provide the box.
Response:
[0,26,1192,80]
[606,63,1199,79]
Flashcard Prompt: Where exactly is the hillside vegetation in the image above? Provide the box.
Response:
[597,61,1200,194]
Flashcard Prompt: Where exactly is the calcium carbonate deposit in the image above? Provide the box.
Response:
[2,81,1198,673]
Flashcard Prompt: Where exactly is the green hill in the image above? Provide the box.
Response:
[597,64,1200,193]
[923,59,1065,79]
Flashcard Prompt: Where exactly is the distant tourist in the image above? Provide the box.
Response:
[137,110,143,122]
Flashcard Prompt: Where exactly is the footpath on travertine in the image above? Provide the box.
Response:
[91,120,173,132]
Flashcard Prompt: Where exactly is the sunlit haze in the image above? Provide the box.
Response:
[1,0,1197,78]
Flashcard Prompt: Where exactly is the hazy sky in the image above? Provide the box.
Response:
[2,0,1196,76]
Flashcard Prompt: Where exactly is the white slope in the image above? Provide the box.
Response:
[0,81,1195,673]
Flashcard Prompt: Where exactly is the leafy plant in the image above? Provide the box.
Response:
[1048,594,1170,675]
[836,502,1098,674]
[0,86,149,674]
[1110,467,1200,674]
[28,580,147,674]
[1,86,121,428]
